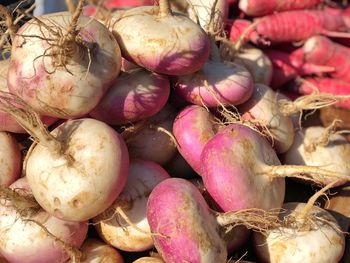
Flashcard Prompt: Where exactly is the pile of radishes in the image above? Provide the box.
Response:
[0,0,350,262]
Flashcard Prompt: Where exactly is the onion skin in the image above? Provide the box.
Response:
[26,118,129,221]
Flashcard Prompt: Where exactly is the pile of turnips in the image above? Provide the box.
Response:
[0,0,350,262]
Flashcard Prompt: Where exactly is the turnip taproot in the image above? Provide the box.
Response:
[93,160,170,252]
[111,0,210,75]
[90,69,170,125]
[8,2,121,118]
[0,177,88,263]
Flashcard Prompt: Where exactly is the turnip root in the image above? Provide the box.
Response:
[173,105,220,174]
[147,178,281,263]
[8,3,121,118]
[0,177,88,263]
[0,131,21,186]
[239,83,295,153]
[133,258,164,263]
[253,184,345,263]
[283,125,350,186]
[111,0,210,75]
[0,59,57,133]
[125,105,177,165]
[81,239,124,263]
[201,124,350,213]
[90,69,170,125]
[93,160,170,252]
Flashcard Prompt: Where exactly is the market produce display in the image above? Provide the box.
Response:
[0,0,350,262]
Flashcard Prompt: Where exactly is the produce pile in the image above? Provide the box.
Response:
[0,0,350,262]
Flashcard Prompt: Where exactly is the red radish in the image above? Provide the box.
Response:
[103,0,154,9]
[0,177,88,263]
[239,83,295,153]
[229,19,260,43]
[302,36,350,83]
[0,131,21,187]
[251,10,348,44]
[111,0,210,75]
[8,5,122,118]
[173,105,220,174]
[253,185,345,263]
[147,178,280,262]
[283,125,350,186]
[0,59,57,133]
[90,69,170,125]
[93,160,170,252]
[80,239,124,263]
[125,105,177,165]
[291,78,350,109]
[264,49,335,89]
[239,0,322,17]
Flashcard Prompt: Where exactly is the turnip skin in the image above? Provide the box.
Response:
[0,132,21,187]
[283,126,350,186]
[90,69,170,125]
[112,6,210,76]
[147,178,227,263]
[173,105,219,175]
[80,239,124,263]
[93,160,170,252]
[8,12,121,118]
[253,202,345,263]
[0,178,88,263]
[175,61,254,107]
[133,258,164,263]
[201,124,285,212]
[25,118,129,221]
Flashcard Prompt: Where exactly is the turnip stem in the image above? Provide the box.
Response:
[263,165,350,185]
[159,0,172,17]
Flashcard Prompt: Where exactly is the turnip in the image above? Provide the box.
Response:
[164,152,196,179]
[93,160,170,252]
[147,178,281,263]
[175,42,254,108]
[0,131,21,186]
[283,125,350,186]
[253,183,345,263]
[8,1,122,118]
[80,239,124,263]
[238,83,295,153]
[173,105,220,174]
[200,123,350,213]
[125,105,177,165]
[0,59,57,133]
[133,258,164,263]
[90,69,170,125]
[111,0,210,75]
[0,93,129,221]
[0,177,88,263]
